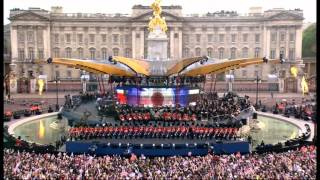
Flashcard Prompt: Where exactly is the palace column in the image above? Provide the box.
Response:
[140,29,144,59]
[178,28,182,59]
[170,28,174,59]
[132,30,136,58]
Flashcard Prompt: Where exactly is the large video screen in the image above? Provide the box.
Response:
[116,86,199,107]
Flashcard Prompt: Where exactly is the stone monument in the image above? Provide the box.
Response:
[147,0,169,75]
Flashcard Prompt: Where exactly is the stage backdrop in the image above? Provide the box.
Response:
[116,86,199,107]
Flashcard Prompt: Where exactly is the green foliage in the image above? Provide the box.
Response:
[302,23,316,57]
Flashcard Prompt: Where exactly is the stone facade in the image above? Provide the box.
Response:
[9,6,304,92]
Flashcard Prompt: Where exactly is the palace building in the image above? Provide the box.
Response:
[8,5,305,92]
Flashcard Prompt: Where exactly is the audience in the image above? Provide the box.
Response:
[4,145,316,179]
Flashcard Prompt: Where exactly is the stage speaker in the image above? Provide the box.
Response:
[252,113,258,119]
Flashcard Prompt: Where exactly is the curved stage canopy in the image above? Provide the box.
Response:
[181,58,280,76]
[166,56,207,76]
[37,57,280,77]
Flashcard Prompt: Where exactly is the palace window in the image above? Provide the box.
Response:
[254,47,260,58]
[125,48,131,58]
[289,33,295,42]
[124,35,130,44]
[101,48,108,60]
[28,47,34,60]
[113,48,119,56]
[230,47,236,59]
[242,34,248,42]
[183,48,190,58]
[101,34,107,43]
[66,34,71,43]
[207,34,213,43]
[242,47,248,58]
[218,48,224,59]
[270,49,276,59]
[196,34,201,43]
[113,34,119,44]
[280,47,286,58]
[38,49,44,59]
[184,35,189,44]
[18,32,25,42]
[77,48,83,59]
[195,47,201,56]
[219,34,224,43]
[271,33,277,42]
[231,34,236,43]
[280,32,286,41]
[255,34,260,43]
[89,34,95,43]
[78,34,83,44]
[54,34,59,44]
[18,49,25,61]
[27,31,34,42]
[289,48,295,60]
[207,48,213,57]
[89,48,96,60]
[53,48,60,58]
[65,47,72,58]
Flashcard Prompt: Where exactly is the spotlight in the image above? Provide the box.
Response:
[140,144,143,148]
[186,143,189,147]
[152,144,155,147]
[194,143,197,147]
[107,142,110,146]
[119,143,122,147]
[161,144,164,148]
[47,57,53,64]
[263,57,268,63]
[172,143,175,148]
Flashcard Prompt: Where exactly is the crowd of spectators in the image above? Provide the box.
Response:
[4,145,316,179]
[68,126,239,140]
[270,99,316,122]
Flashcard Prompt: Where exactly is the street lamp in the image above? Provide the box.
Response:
[226,74,234,92]
[55,75,60,111]
[255,75,261,109]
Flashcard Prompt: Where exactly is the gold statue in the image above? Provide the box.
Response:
[148,0,168,32]
[290,66,298,78]
[38,79,44,95]
[301,76,309,96]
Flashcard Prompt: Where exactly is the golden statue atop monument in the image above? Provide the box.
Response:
[148,0,168,32]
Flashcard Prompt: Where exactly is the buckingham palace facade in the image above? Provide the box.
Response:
[8,5,305,92]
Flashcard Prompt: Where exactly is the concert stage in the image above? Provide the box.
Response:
[66,138,250,156]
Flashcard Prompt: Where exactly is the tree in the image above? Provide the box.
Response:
[302,23,316,57]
